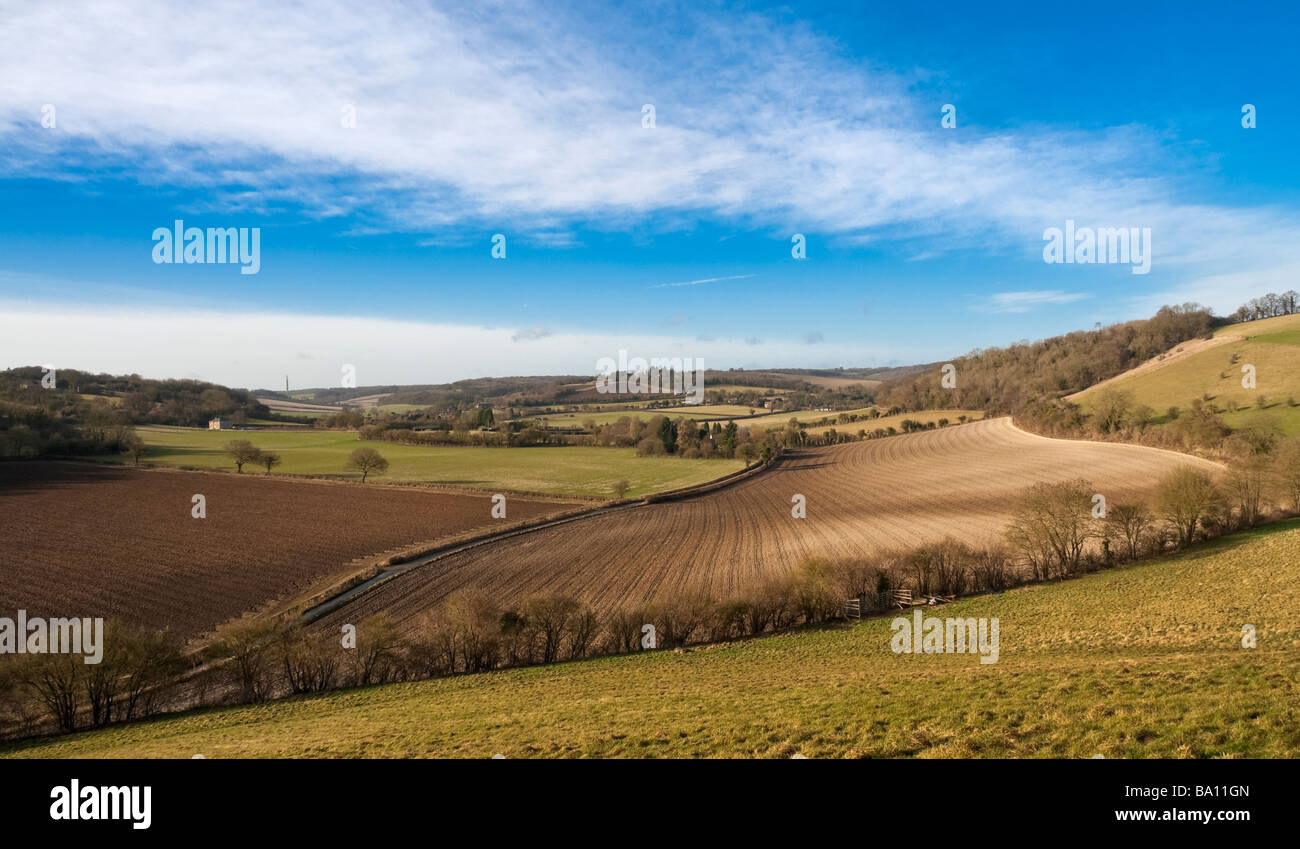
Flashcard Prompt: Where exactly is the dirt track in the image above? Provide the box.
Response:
[319,418,1223,631]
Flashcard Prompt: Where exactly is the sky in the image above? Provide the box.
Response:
[1,0,1298,389]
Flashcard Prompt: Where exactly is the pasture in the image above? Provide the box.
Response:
[1073,313,1300,434]
[107,426,745,498]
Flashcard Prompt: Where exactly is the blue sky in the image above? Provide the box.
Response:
[2,0,1298,388]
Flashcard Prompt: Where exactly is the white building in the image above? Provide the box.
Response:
[208,417,230,430]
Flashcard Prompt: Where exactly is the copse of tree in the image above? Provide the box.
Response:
[1230,290,1300,323]
[345,447,389,482]
[224,439,261,473]
[2,621,185,733]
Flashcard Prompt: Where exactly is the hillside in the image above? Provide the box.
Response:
[309,417,1219,636]
[1072,313,1300,434]
[9,519,1298,759]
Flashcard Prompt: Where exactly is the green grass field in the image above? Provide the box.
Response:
[12,520,1298,758]
[108,427,744,498]
[1078,313,1300,434]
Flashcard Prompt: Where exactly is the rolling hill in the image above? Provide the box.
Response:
[1071,313,1300,434]
[8,518,1297,759]
[309,417,1221,636]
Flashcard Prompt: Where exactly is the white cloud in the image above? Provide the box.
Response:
[976,290,1090,314]
[651,274,756,289]
[510,325,552,342]
[0,302,908,387]
[0,0,1295,280]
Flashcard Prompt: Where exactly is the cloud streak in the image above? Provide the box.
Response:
[0,0,1295,284]
[650,274,756,289]
[975,290,1090,314]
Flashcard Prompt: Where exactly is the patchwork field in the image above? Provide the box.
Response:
[108,427,745,498]
[1072,313,1300,433]
[13,519,1297,759]
[317,417,1222,634]
[0,463,578,641]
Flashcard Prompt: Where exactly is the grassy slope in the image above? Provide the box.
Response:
[1077,313,1300,434]
[104,427,744,498]
[11,520,1299,759]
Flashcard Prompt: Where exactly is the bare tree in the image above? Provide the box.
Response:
[1092,388,1135,433]
[260,451,282,474]
[1106,502,1156,561]
[124,432,147,465]
[277,626,339,694]
[1225,454,1270,528]
[208,617,278,703]
[347,615,406,686]
[345,447,389,482]
[519,594,579,663]
[443,590,500,673]
[224,439,261,473]
[1005,479,1096,578]
[1157,467,1223,548]
[1272,436,1300,511]
[10,652,81,731]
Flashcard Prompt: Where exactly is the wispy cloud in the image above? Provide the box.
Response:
[975,290,1090,314]
[511,325,552,342]
[0,0,1295,282]
[650,274,756,289]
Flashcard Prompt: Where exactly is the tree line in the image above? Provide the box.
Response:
[1230,290,1300,323]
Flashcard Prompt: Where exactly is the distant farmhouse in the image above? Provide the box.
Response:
[208,416,230,430]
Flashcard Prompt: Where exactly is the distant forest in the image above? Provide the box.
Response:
[0,367,268,457]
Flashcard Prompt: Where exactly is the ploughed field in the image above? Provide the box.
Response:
[0,463,577,641]
[22,512,1297,759]
[320,417,1223,632]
